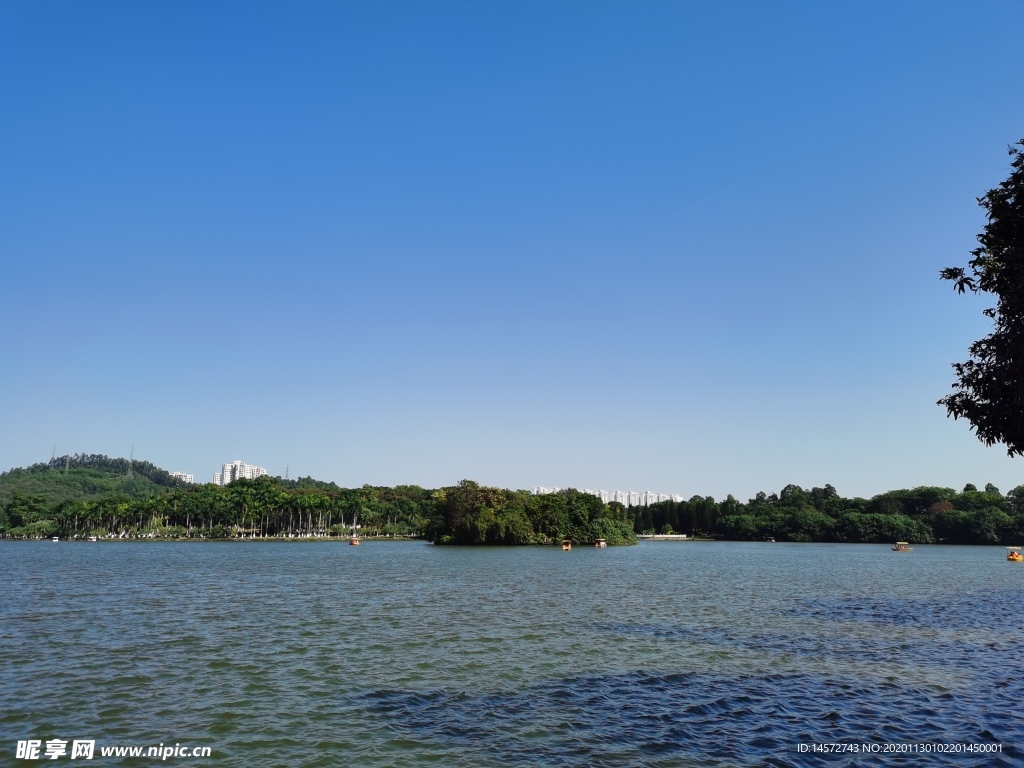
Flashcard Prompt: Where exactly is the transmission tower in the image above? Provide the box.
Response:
[286,463,290,481]
[127,444,134,479]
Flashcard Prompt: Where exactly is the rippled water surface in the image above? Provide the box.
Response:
[2,541,1022,766]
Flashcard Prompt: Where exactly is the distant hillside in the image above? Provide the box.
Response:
[0,454,179,508]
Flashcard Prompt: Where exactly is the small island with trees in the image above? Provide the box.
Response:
[2,454,1023,546]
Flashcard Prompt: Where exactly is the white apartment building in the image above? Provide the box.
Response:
[170,472,194,484]
[641,491,677,506]
[213,460,268,486]
[609,490,629,506]
[532,487,684,506]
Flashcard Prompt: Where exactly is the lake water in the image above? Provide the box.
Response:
[2,541,1021,766]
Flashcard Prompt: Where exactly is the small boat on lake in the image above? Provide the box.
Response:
[87,536,97,542]
[595,538,607,548]
[562,539,572,551]
[892,541,913,552]
[52,537,59,542]
[1007,547,1022,562]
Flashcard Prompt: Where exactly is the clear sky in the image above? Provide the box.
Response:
[3,0,1024,500]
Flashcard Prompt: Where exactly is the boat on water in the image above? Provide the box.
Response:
[892,541,913,552]
[562,539,572,551]
[349,515,360,546]
[87,536,97,542]
[766,537,776,543]
[595,538,607,548]
[1007,546,1022,562]
[52,537,59,542]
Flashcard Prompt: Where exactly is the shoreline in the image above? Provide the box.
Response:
[0,535,424,543]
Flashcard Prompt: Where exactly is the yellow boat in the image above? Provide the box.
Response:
[891,541,913,552]
[1007,547,1022,562]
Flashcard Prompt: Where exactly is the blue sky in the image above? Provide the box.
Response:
[3,0,1024,499]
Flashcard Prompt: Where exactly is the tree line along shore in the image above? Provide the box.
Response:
[1,454,1023,546]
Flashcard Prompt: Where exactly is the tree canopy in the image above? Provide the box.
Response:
[3,455,1023,546]
[939,140,1024,455]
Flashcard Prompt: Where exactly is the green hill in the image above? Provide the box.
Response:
[0,454,178,508]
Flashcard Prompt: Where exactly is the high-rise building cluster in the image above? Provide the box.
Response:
[532,487,684,506]
[169,472,194,484]
[214,460,267,486]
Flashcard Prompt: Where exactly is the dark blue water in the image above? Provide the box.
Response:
[1,541,1020,766]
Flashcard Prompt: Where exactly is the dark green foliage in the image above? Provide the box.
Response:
[2,492,49,528]
[10,453,176,485]
[0,456,438,541]
[717,515,762,540]
[866,487,959,516]
[276,476,341,490]
[833,513,934,544]
[695,482,1021,545]
[0,454,172,509]
[429,481,533,544]
[939,140,1024,455]
[1006,485,1024,515]
[966,507,1014,544]
[428,482,635,545]
[2,454,1023,546]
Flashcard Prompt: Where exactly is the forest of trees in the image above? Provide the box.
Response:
[426,481,635,545]
[1,467,433,541]
[0,457,632,544]
[636,482,1024,545]
[2,455,1023,546]
[0,453,179,508]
